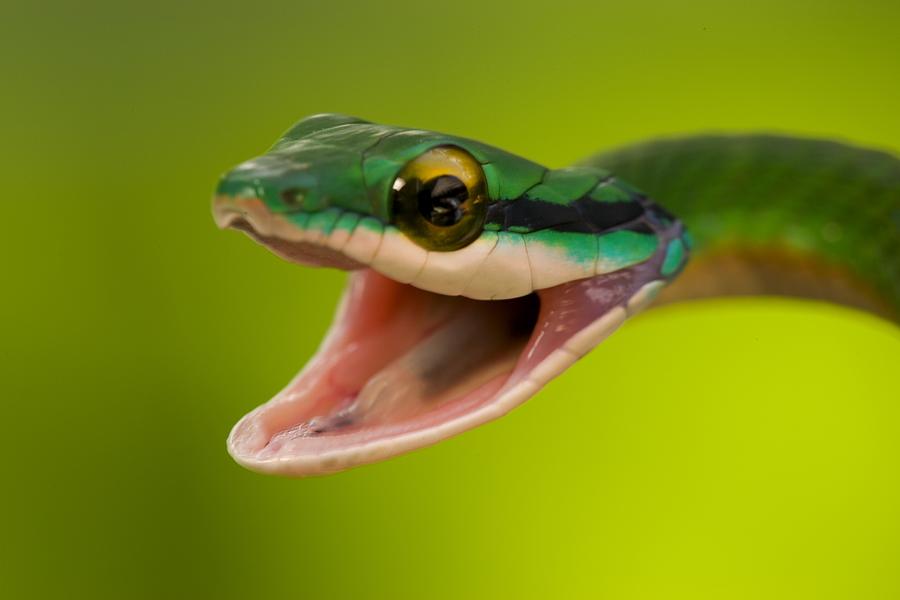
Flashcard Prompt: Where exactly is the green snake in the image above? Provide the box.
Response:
[213,114,899,476]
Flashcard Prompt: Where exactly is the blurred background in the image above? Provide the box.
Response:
[2,1,899,598]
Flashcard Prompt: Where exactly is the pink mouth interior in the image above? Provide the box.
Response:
[232,270,528,458]
[228,267,632,463]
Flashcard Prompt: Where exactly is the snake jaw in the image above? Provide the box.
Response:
[214,180,682,476]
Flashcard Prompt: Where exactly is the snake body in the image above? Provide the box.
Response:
[213,115,899,476]
[588,135,900,320]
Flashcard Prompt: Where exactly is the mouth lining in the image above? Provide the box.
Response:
[218,196,665,475]
[227,267,545,473]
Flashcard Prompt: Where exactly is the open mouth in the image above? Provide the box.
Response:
[217,199,666,476]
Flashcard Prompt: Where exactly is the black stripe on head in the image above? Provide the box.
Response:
[485,199,581,231]
[571,197,645,231]
[486,196,648,233]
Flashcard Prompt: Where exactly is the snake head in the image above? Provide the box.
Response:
[213,114,689,476]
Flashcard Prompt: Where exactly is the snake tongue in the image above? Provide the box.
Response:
[227,267,655,476]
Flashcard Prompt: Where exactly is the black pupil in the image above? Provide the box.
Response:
[417,175,468,227]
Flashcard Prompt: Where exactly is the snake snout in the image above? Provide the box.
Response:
[217,155,321,211]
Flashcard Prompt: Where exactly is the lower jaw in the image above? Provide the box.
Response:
[227,266,662,477]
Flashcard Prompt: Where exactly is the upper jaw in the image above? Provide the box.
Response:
[213,190,687,305]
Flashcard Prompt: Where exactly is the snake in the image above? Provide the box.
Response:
[213,114,899,477]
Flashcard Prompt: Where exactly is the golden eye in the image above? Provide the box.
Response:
[391,146,487,251]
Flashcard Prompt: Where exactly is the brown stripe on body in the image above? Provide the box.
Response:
[655,246,897,322]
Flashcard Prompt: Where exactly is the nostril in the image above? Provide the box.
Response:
[281,187,306,209]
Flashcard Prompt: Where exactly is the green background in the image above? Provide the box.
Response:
[3,1,899,598]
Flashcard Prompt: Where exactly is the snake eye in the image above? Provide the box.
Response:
[392,146,487,251]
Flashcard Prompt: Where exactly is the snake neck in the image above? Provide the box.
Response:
[583,134,900,323]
